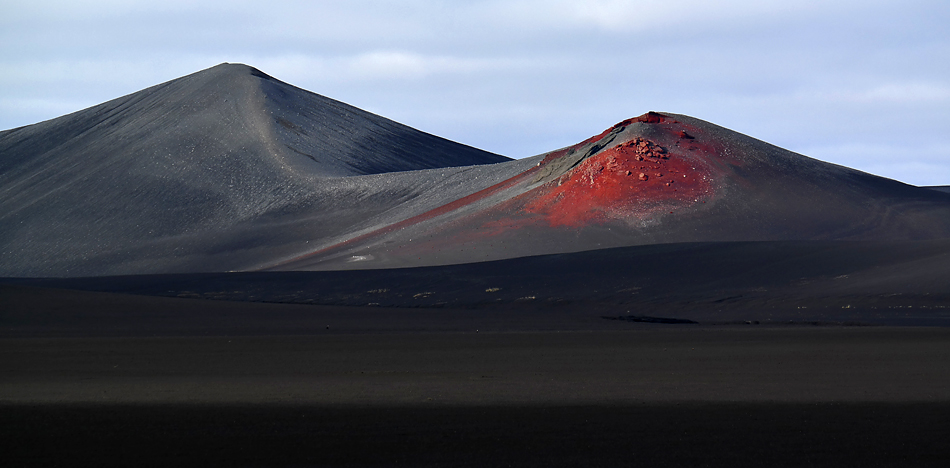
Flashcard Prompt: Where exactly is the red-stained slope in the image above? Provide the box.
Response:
[522,135,712,227]
[269,112,733,269]
[475,112,733,231]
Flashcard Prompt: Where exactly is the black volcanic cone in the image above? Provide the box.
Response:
[0,63,513,277]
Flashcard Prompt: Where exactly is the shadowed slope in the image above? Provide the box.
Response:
[0,64,511,277]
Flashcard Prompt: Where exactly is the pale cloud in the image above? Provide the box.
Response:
[861,83,950,103]
[789,83,950,104]
[314,52,530,81]
[235,52,548,85]
[469,0,857,32]
[0,59,167,86]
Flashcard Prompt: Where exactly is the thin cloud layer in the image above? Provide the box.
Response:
[1,0,948,184]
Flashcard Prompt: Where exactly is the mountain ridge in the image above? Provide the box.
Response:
[2,64,950,277]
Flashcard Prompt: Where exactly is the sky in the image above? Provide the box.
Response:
[2,0,949,185]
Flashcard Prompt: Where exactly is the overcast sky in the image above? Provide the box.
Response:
[2,0,948,185]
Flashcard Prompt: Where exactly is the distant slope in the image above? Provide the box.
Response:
[924,185,950,194]
[0,63,512,277]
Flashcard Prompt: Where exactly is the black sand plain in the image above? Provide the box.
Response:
[4,64,950,466]
[2,284,950,467]
[4,244,950,467]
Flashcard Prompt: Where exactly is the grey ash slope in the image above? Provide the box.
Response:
[0,63,513,277]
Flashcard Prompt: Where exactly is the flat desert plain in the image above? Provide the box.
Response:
[2,285,949,467]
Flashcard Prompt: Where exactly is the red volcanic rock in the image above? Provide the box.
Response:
[610,112,667,130]
[679,130,694,139]
[633,111,666,124]
[508,130,717,227]
[627,137,672,161]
